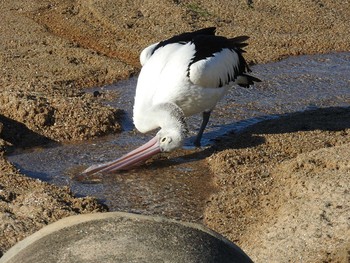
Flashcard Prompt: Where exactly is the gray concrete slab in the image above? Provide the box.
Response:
[0,212,253,263]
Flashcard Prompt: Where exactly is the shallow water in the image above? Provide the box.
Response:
[8,52,350,222]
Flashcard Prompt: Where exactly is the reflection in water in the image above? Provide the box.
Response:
[8,53,350,222]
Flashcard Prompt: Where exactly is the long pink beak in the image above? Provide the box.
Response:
[82,136,161,175]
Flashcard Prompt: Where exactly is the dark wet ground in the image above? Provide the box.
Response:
[8,52,350,222]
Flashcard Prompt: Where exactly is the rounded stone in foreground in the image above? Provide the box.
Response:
[0,212,253,263]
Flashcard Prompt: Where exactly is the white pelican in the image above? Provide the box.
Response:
[83,27,260,175]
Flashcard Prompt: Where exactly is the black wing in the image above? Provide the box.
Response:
[188,35,261,88]
[151,27,216,55]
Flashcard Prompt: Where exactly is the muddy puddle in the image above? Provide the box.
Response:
[8,52,350,222]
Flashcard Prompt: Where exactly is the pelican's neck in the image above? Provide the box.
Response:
[133,102,187,135]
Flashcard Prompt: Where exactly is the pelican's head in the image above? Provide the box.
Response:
[82,109,187,175]
[156,125,186,152]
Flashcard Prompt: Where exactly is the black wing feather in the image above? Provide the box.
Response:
[188,34,261,88]
[151,27,216,55]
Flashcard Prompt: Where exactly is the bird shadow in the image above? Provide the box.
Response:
[155,106,350,168]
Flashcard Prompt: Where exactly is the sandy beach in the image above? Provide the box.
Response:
[1,0,349,261]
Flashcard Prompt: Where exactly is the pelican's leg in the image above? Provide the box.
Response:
[194,111,211,147]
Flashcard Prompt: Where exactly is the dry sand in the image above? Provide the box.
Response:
[0,0,350,261]
[205,108,350,262]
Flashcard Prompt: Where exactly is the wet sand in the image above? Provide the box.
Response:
[1,0,350,261]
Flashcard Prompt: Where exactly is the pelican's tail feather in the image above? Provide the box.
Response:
[235,74,262,88]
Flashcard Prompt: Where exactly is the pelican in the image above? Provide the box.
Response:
[83,27,260,175]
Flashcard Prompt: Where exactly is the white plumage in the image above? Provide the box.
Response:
[189,48,240,88]
[83,27,260,175]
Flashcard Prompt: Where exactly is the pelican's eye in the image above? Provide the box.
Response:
[160,137,172,144]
